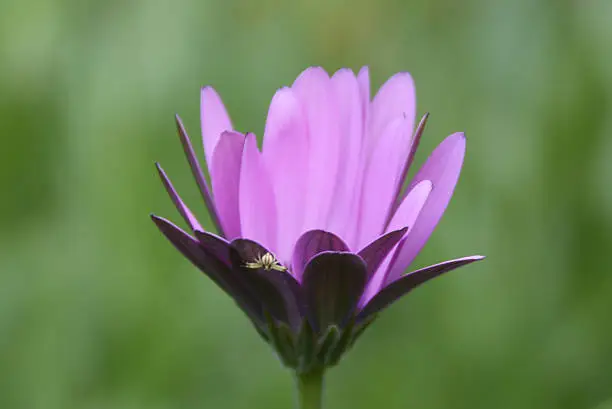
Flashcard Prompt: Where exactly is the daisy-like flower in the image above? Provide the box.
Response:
[151,67,483,405]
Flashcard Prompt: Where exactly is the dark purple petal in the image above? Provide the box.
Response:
[357,227,408,282]
[384,113,429,229]
[229,238,304,331]
[302,252,367,332]
[155,163,203,232]
[174,114,225,237]
[151,215,264,325]
[291,230,350,282]
[357,255,485,321]
[194,229,232,265]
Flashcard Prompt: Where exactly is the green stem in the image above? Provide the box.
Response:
[296,369,325,409]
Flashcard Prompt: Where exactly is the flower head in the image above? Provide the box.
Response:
[152,67,483,374]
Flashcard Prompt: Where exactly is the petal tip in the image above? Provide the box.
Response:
[453,255,486,263]
[174,114,187,133]
[332,67,356,78]
[243,132,258,147]
[294,66,331,83]
[308,66,328,74]
[220,129,244,139]
[439,132,466,155]
[396,71,414,78]
[385,71,415,87]
[451,131,466,143]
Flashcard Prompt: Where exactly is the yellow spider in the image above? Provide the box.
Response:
[244,252,287,272]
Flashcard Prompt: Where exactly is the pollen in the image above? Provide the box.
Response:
[244,252,287,272]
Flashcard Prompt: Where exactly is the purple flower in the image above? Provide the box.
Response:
[152,67,483,373]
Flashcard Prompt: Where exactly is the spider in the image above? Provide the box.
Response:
[244,252,287,272]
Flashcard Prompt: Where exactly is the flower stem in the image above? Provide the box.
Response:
[296,369,325,409]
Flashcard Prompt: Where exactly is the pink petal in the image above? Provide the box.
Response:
[366,72,416,154]
[386,180,433,232]
[333,66,370,248]
[155,163,203,232]
[326,69,364,242]
[261,87,309,262]
[359,180,433,306]
[239,133,277,252]
[201,86,232,167]
[210,131,246,240]
[355,116,413,249]
[385,133,466,284]
[357,66,370,133]
[385,113,429,228]
[292,67,340,232]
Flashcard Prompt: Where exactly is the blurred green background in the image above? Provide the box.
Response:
[2,0,612,408]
